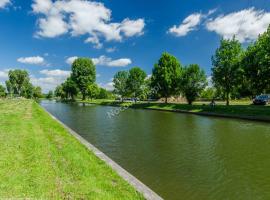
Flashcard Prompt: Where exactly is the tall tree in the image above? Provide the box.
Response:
[7,69,30,96]
[126,67,146,102]
[0,85,6,98]
[181,64,207,105]
[151,52,182,103]
[71,58,96,100]
[113,71,129,101]
[212,38,243,105]
[242,25,270,95]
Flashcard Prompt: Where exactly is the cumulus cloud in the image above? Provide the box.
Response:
[169,13,203,36]
[40,69,70,77]
[92,55,132,67]
[32,0,145,47]
[17,56,45,65]
[0,69,9,85]
[31,69,70,92]
[66,56,78,65]
[0,0,10,9]
[206,8,270,42]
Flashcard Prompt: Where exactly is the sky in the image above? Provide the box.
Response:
[0,0,270,92]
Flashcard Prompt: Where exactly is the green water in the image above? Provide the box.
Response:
[40,100,270,200]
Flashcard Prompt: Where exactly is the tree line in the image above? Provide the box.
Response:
[54,58,113,101]
[0,69,42,99]
[2,25,269,105]
[113,25,270,105]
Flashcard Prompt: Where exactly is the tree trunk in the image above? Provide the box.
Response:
[165,97,168,104]
[82,93,86,101]
[226,92,230,106]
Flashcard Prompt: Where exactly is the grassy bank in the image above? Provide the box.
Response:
[0,99,143,199]
[82,99,270,121]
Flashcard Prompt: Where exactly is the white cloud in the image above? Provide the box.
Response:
[31,69,70,92]
[17,56,45,65]
[40,69,70,77]
[36,15,68,38]
[206,8,270,42]
[92,55,132,67]
[32,0,145,47]
[106,47,117,53]
[31,76,65,93]
[0,69,9,85]
[0,0,10,9]
[66,56,78,65]
[98,81,114,91]
[85,35,103,49]
[169,13,203,36]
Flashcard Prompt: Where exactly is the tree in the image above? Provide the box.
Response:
[242,25,270,95]
[54,85,65,99]
[0,85,6,98]
[113,71,129,101]
[86,83,99,100]
[71,58,96,100]
[5,80,13,95]
[62,78,78,100]
[33,86,43,99]
[7,69,30,96]
[212,38,243,105]
[151,52,182,103]
[126,67,146,102]
[97,88,109,99]
[46,91,54,99]
[181,64,207,105]
[21,82,34,99]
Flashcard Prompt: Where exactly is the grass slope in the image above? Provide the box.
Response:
[0,99,143,200]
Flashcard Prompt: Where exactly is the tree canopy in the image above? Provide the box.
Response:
[113,71,129,101]
[211,38,243,105]
[151,52,182,103]
[181,64,207,105]
[126,67,146,101]
[71,58,96,100]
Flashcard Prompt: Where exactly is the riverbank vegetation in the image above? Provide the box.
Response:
[82,99,270,121]
[52,26,270,107]
[0,99,143,199]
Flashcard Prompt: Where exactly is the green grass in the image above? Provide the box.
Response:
[82,99,270,121]
[0,99,144,199]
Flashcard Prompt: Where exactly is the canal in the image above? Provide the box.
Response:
[40,100,270,200]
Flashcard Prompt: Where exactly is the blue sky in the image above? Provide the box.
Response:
[0,0,270,92]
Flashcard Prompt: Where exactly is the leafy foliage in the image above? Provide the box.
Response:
[126,67,146,101]
[113,71,129,100]
[151,52,182,103]
[181,64,207,104]
[71,58,96,100]
[86,83,100,100]
[212,38,243,105]
[0,85,6,97]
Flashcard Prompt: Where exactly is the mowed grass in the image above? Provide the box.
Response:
[83,99,270,121]
[0,99,144,199]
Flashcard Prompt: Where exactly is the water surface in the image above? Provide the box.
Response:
[40,100,270,200]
